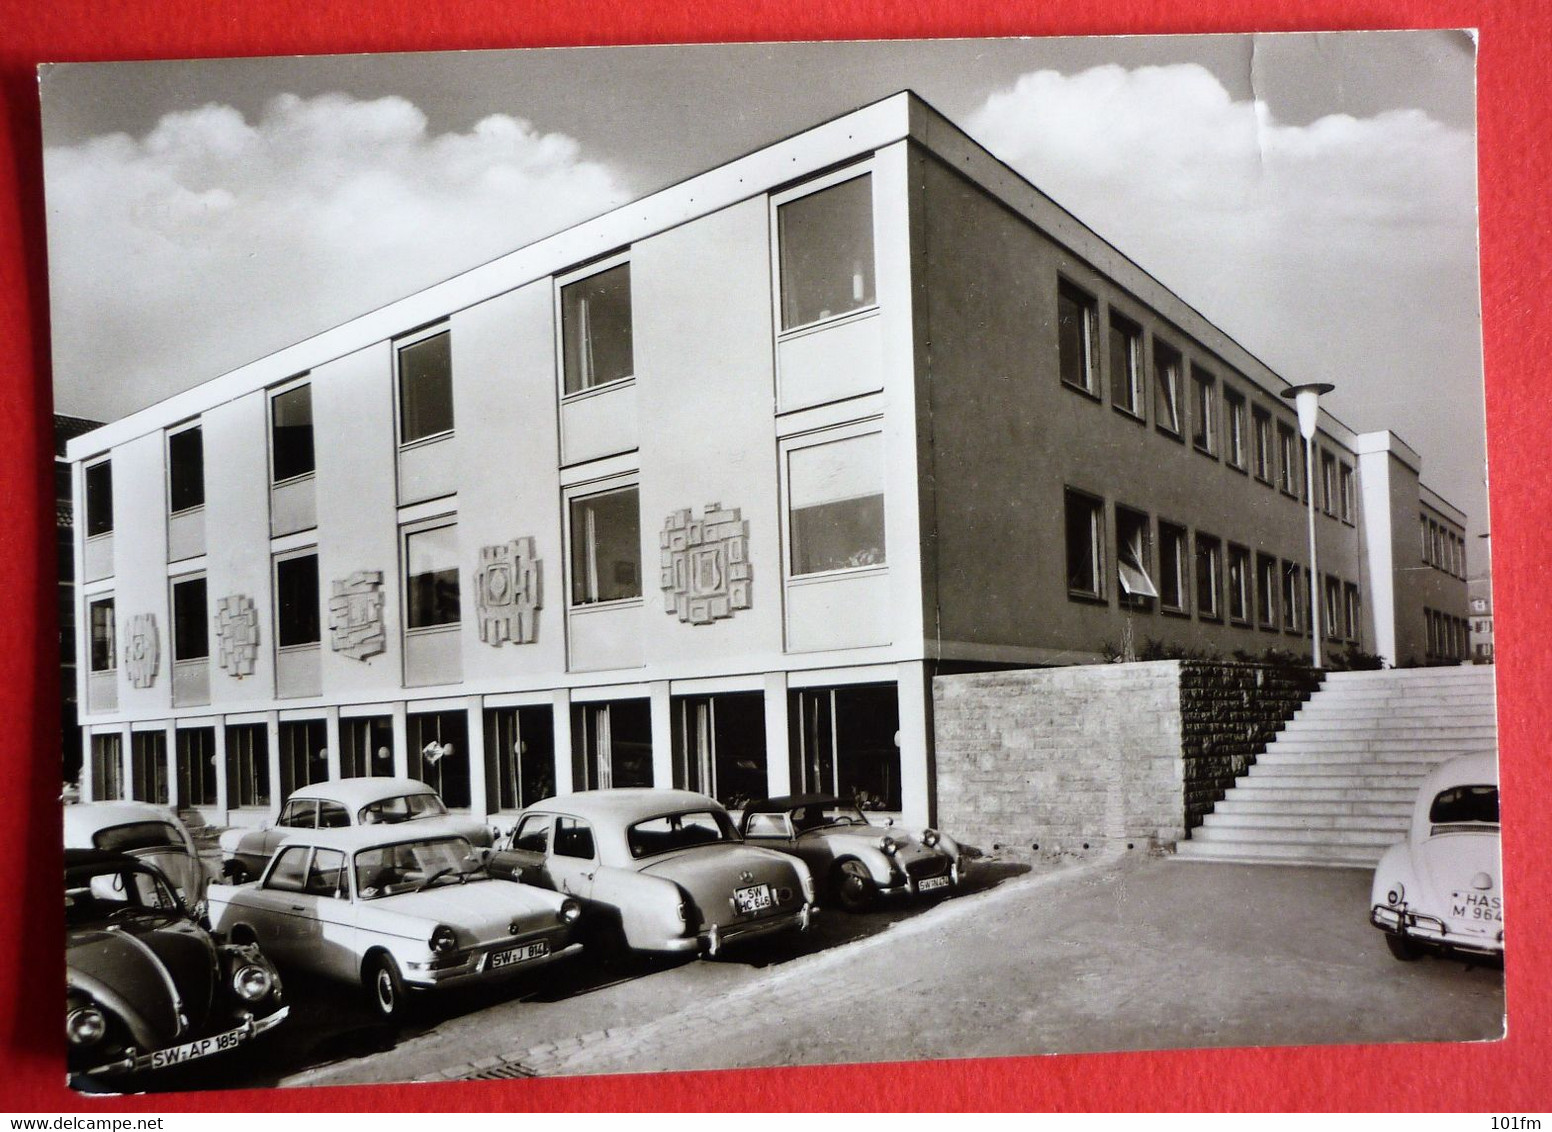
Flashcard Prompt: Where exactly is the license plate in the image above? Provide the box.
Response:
[491,940,550,969]
[734,884,773,914]
[917,876,950,893]
[1449,891,1503,923]
[148,1026,247,1069]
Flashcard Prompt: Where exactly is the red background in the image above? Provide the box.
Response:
[2,2,1545,1113]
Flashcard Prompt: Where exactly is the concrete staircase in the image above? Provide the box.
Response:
[1174,665,1498,868]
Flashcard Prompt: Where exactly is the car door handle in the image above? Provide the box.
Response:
[289,905,305,912]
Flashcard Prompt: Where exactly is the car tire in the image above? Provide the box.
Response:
[832,859,877,913]
[1385,933,1424,962]
[367,953,411,1020]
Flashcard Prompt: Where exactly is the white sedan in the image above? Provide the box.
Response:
[64,801,209,912]
[207,827,582,1019]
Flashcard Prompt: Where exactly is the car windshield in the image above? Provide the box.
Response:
[357,792,448,825]
[91,821,183,853]
[791,802,869,833]
[1429,784,1499,829]
[352,836,484,898]
[626,809,738,859]
[66,864,182,927]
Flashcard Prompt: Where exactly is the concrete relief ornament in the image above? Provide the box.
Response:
[329,570,387,661]
[124,613,160,689]
[660,503,752,625]
[476,537,542,646]
[214,594,259,678]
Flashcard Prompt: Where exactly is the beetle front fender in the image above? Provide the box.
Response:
[1371,840,1416,908]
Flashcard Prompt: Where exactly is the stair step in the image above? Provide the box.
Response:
[1173,841,1380,868]
[1257,749,1489,764]
[1240,773,1430,792]
[1279,722,1497,737]
[1190,825,1396,847]
[1246,763,1435,779]
[1214,798,1412,817]
[1200,811,1408,832]
[1228,785,1417,803]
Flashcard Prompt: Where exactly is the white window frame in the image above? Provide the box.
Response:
[273,547,322,650]
[169,571,209,664]
[165,421,205,517]
[393,321,454,450]
[401,515,462,632]
[769,162,879,339]
[564,477,643,608]
[555,251,635,402]
[1154,339,1183,439]
[268,373,316,487]
[1108,311,1144,418]
[1056,278,1100,397]
[1190,364,1218,457]
[780,420,888,584]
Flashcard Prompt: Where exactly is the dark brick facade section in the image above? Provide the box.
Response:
[933,661,1320,852]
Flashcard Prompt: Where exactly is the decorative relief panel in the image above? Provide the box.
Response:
[124,614,160,689]
[660,503,752,625]
[476,537,542,646]
[329,570,386,661]
[215,594,259,678]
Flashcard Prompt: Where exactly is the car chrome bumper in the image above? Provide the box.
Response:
[701,902,815,956]
[1370,904,1504,957]
[405,939,584,988]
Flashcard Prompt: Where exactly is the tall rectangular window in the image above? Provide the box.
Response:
[1223,388,1246,469]
[397,327,453,444]
[1324,576,1343,641]
[671,693,767,810]
[1190,365,1217,455]
[1115,506,1156,610]
[1064,489,1105,600]
[788,433,886,576]
[1158,521,1189,613]
[1195,533,1222,620]
[91,734,123,801]
[278,719,329,799]
[1108,312,1143,417]
[561,262,634,393]
[1252,407,1273,483]
[226,722,269,809]
[777,173,875,330]
[271,382,315,483]
[789,684,901,812]
[176,727,217,808]
[1056,280,1098,395]
[569,488,641,604]
[167,427,204,514]
[88,596,116,673]
[1338,462,1355,522]
[1256,553,1279,629]
[130,731,167,805]
[1227,544,1251,623]
[407,710,472,808]
[1279,424,1300,495]
[340,716,394,778]
[275,552,321,645]
[1421,514,1431,562]
[1154,340,1182,437]
[85,460,113,537]
[405,524,461,627]
[1343,582,1361,641]
[1281,560,1302,632]
[485,705,555,811]
[573,699,652,791]
[171,576,209,662]
[1321,451,1338,516]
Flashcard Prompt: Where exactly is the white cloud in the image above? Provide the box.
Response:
[45,93,635,417]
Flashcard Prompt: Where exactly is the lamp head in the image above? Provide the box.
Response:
[1280,382,1335,440]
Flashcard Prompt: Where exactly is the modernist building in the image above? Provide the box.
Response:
[66,92,1469,829]
[56,414,103,785]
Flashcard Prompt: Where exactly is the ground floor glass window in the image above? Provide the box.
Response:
[573,699,652,790]
[407,710,470,808]
[176,727,217,807]
[279,719,328,799]
[672,692,767,809]
[789,683,901,812]
[130,731,168,805]
[91,733,123,801]
[485,705,556,812]
[226,723,270,809]
[340,716,394,778]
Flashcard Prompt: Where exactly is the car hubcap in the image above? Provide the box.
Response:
[377,971,393,1012]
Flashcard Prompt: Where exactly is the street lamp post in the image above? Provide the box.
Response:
[1281,382,1335,668]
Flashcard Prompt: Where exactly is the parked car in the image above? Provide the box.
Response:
[207,826,583,1019]
[217,777,492,882]
[491,788,816,956]
[1371,751,1503,962]
[738,793,966,911]
[64,801,209,914]
[65,849,288,1086]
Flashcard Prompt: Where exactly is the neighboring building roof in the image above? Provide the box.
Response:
[54,414,103,457]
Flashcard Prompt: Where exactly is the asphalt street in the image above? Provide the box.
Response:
[195,853,1509,1092]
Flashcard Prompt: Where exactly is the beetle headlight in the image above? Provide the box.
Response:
[1386,884,1405,907]
[430,925,459,954]
[881,837,900,857]
[233,964,273,1002]
[67,1006,107,1046]
[558,899,583,925]
[922,829,941,848]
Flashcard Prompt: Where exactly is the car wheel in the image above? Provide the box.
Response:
[832,859,877,912]
[367,953,410,1020]
[1385,933,1423,962]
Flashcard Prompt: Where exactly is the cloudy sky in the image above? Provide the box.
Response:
[39,32,1486,545]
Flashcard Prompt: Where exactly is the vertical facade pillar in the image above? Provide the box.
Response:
[264,711,282,819]
[465,697,489,820]
[212,719,230,824]
[649,681,673,790]
[551,689,574,795]
[896,662,931,828]
[763,671,790,797]
[324,706,341,783]
[390,702,409,779]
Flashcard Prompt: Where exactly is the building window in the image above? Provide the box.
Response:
[1420,515,1431,563]
[1281,561,1302,632]
[407,710,471,809]
[275,552,321,646]
[788,432,886,576]
[1252,407,1273,483]
[1458,535,1468,578]
[271,382,315,483]
[1338,462,1355,523]
[1056,280,1098,395]
[176,727,217,808]
[1227,544,1252,624]
[1256,553,1279,629]
[1223,388,1246,470]
[569,487,641,604]
[1344,582,1361,642]
[1064,489,1105,601]
[171,576,209,663]
[278,719,328,799]
[1115,506,1156,610]
[573,699,652,790]
[226,723,270,809]
[91,734,123,801]
[561,262,634,394]
[1190,365,1217,456]
[484,705,555,812]
[405,524,461,627]
[1154,340,1182,438]
[340,716,394,778]
[1321,451,1338,516]
[1158,521,1189,614]
[1278,423,1300,496]
[777,173,876,331]
[396,327,453,445]
[790,683,901,812]
[1194,533,1222,620]
[1108,312,1143,417]
[85,460,113,537]
[672,692,767,810]
[88,596,116,673]
[130,731,168,805]
[167,426,204,514]
[1324,576,1343,641]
